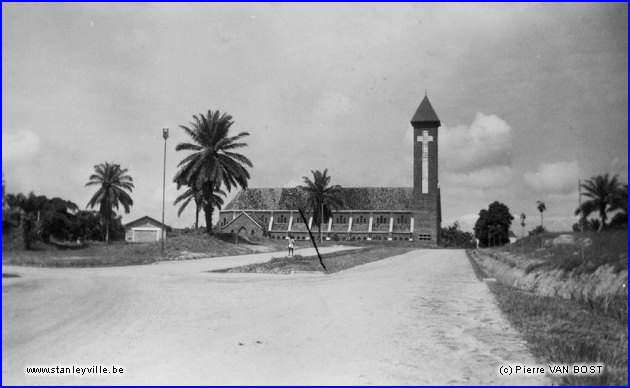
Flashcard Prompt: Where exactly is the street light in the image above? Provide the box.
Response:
[161,127,169,253]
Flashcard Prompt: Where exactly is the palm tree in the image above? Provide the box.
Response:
[576,174,624,231]
[536,201,546,248]
[173,184,225,229]
[173,110,252,235]
[299,169,344,243]
[85,162,134,243]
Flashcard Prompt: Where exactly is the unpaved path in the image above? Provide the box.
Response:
[3,248,548,385]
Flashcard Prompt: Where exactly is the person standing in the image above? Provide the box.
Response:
[288,235,295,257]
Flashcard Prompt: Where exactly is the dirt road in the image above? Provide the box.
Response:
[3,248,548,385]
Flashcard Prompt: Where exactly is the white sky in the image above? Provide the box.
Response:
[2,3,628,232]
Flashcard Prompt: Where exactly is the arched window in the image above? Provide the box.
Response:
[356,215,366,224]
[377,215,388,224]
[335,215,347,224]
[277,214,287,223]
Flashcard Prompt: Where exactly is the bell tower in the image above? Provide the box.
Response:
[411,94,441,246]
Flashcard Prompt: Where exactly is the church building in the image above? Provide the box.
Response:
[218,94,442,246]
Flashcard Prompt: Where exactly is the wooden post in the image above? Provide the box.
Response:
[299,208,326,271]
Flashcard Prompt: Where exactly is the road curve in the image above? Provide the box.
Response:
[2,248,548,385]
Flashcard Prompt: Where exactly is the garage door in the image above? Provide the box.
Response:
[134,230,158,242]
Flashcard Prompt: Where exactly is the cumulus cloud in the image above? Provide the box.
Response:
[2,129,41,162]
[443,165,514,189]
[440,112,512,173]
[523,160,579,194]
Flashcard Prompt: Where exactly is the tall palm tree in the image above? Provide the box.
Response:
[576,174,624,231]
[536,201,546,247]
[299,169,344,243]
[173,110,252,234]
[85,162,134,243]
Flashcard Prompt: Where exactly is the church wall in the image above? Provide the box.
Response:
[223,215,263,237]
[371,212,391,232]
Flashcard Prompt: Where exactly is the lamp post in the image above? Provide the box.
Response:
[161,127,169,253]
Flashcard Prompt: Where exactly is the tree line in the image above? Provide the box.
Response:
[473,173,627,248]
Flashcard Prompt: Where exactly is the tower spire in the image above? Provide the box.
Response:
[410,94,440,125]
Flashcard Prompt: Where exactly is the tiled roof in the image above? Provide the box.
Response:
[225,187,413,211]
[410,95,440,125]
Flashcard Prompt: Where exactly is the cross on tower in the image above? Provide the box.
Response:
[416,130,433,193]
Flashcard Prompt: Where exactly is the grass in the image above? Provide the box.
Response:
[213,245,415,274]
[489,282,627,386]
[466,244,628,386]
[502,230,627,276]
[1,230,286,268]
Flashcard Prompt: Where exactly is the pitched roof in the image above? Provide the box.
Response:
[223,211,264,230]
[225,187,413,211]
[124,215,167,229]
[410,95,440,125]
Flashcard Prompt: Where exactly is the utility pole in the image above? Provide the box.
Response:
[161,127,169,254]
[578,179,586,262]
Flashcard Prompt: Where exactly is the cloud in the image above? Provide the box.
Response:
[443,165,514,189]
[523,160,579,194]
[440,112,512,173]
[2,129,41,162]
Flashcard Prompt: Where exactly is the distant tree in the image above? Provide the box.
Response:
[299,169,344,243]
[85,162,134,244]
[39,197,79,242]
[2,173,6,210]
[440,221,475,248]
[473,201,514,247]
[608,183,627,230]
[519,213,526,241]
[3,191,79,243]
[173,110,252,235]
[576,174,626,231]
[71,210,104,241]
[536,201,546,247]
[528,225,548,236]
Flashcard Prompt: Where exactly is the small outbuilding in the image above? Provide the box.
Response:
[124,216,168,243]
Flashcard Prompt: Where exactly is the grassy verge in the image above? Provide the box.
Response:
[489,282,627,386]
[2,232,286,268]
[503,230,627,275]
[213,246,415,274]
[466,251,628,386]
